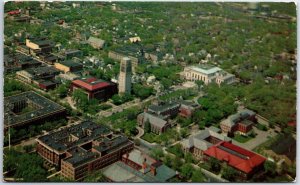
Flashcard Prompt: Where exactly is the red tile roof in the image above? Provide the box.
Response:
[72,77,110,91]
[204,141,266,174]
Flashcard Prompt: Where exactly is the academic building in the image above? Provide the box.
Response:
[36,121,134,181]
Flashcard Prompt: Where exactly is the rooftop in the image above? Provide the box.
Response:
[181,128,231,150]
[37,121,112,152]
[221,109,256,127]
[57,60,83,68]
[204,141,266,174]
[4,91,66,127]
[72,77,112,91]
[148,102,180,114]
[188,64,221,75]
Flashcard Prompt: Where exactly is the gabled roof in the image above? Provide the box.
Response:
[204,141,266,174]
[181,128,231,151]
[143,112,168,129]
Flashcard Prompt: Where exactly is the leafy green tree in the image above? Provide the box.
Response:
[144,120,151,133]
[150,148,164,160]
[180,163,194,179]
[208,157,221,173]
[264,160,277,176]
[191,169,205,182]
[222,165,238,181]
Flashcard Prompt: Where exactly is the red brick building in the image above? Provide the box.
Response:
[220,109,256,136]
[70,77,117,101]
[203,141,266,179]
[36,121,134,181]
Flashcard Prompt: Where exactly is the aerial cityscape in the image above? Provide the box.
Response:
[3,1,296,183]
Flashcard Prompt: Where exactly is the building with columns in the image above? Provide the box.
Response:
[183,64,235,86]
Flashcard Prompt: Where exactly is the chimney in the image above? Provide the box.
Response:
[142,161,147,172]
[150,166,157,176]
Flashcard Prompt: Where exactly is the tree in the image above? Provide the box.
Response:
[195,80,204,90]
[83,170,105,182]
[208,157,221,173]
[172,156,183,171]
[184,152,195,164]
[180,163,194,179]
[264,160,277,176]
[191,169,205,182]
[151,148,164,160]
[56,83,69,98]
[144,120,151,133]
[221,165,238,181]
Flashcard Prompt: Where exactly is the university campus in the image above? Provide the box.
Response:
[3,1,296,183]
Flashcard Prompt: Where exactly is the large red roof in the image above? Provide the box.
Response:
[72,77,111,91]
[203,141,266,174]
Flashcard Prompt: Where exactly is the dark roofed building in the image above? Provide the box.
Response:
[4,53,42,73]
[4,91,66,131]
[54,60,83,73]
[36,121,134,181]
[108,44,145,73]
[16,66,60,85]
[71,77,117,101]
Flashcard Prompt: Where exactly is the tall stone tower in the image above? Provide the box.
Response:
[118,57,132,94]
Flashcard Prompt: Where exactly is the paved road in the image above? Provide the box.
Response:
[134,126,144,139]
[232,127,277,150]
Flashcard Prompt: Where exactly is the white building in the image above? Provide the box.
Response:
[183,64,235,86]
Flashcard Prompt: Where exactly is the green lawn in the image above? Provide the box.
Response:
[141,132,159,143]
[233,134,253,143]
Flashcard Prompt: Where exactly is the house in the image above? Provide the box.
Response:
[220,109,256,136]
[37,79,57,91]
[70,77,117,101]
[87,37,105,49]
[64,49,83,59]
[183,64,235,86]
[54,60,83,73]
[181,127,231,160]
[203,141,266,179]
[36,121,134,181]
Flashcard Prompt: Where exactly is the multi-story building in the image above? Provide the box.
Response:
[108,45,145,73]
[183,64,235,86]
[70,77,118,101]
[4,91,66,132]
[36,121,134,181]
[25,37,54,55]
[16,66,60,83]
[203,141,266,179]
[16,66,60,90]
[181,127,231,160]
[137,112,171,134]
[4,53,42,73]
[147,102,181,120]
[220,109,256,136]
[118,57,132,94]
[54,60,83,73]
[178,100,201,118]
